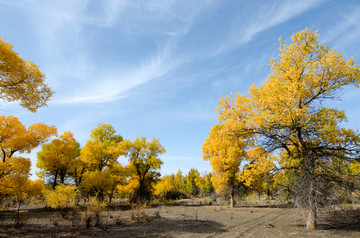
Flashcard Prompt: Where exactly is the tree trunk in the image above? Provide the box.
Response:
[16,198,21,227]
[229,188,236,208]
[306,181,317,229]
[306,207,317,230]
[305,160,317,230]
[52,169,58,189]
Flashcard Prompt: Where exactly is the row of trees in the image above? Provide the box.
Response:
[154,169,214,201]
[203,29,360,229]
[0,36,168,205]
[36,123,165,202]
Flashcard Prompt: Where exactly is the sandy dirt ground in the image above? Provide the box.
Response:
[0,205,359,237]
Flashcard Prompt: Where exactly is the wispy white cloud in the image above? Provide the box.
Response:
[12,0,214,105]
[215,0,324,56]
[80,0,129,27]
[323,7,360,51]
[54,39,179,104]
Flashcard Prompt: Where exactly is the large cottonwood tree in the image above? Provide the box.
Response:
[215,29,360,229]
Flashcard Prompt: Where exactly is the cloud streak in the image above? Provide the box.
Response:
[6,0,214,105]
[323,7,360,51]
[54,39,179,104]
[215,0,324,56]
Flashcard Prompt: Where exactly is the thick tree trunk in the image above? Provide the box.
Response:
[305,158,317,230]
[306,181,317,229]
[306,207,317,230]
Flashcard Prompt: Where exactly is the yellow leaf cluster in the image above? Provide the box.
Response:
[0,115,57,162]
[43,184,78,209]
[0,36,53,112]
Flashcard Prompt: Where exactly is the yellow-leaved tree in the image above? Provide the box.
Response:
[203,124,248,207]
[0,115,55,225]
[215,29,360,229]
[242,146,277,199]
[79,123,124,200]
[0,116,56,195]
[0,36,53,112]
[37,131,80,189]
[122,136,165,202]
[0,115,57,163]
[80,123,123,171]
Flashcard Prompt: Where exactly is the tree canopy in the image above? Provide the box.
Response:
[212,29,360,229]
[0,36,53,112]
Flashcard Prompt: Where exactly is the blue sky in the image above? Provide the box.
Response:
[1,0,360,179]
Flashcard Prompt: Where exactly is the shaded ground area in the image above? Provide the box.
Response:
[0,205,360,237]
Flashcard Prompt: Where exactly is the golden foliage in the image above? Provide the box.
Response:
[80,123,123,171]
[154,180,172,198]
[0,115,57,163]
[80,170,113,197]
[0,157,31,198]
[203,124,246,198]
[122,136,165,201]
[44,184,78,209]
[0,36,53,112]
[37,131,80,187]
[212,28,360,227]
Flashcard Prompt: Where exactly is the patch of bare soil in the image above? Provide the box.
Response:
[0,205,359,237]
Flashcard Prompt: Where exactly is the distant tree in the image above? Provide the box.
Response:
[78,123,124,200]
[242,146,277,199]
[183,168,201,197]
[203,124,248,207]
[196,172,214,197]
[80,170,113,200]
[37,131,80,188]
[153,171,189,201]
[0,36,53,112]
[26,179,45,198]
[122,136,165,202]
[80,123,123,171]
[154,179,173,201]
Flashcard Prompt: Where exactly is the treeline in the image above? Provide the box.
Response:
[37,122,166,204]
[0,116,284,210]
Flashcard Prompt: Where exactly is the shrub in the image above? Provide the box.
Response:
[82,196,106,229]
[44,184,78,210]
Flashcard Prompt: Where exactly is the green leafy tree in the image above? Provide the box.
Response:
[183,168,201,197]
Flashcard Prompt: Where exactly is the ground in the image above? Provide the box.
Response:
[0,202,359,237]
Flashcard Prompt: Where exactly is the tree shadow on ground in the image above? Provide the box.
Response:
[98,218,227,238]
[0,209,227,238]
[318,209,360,231]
